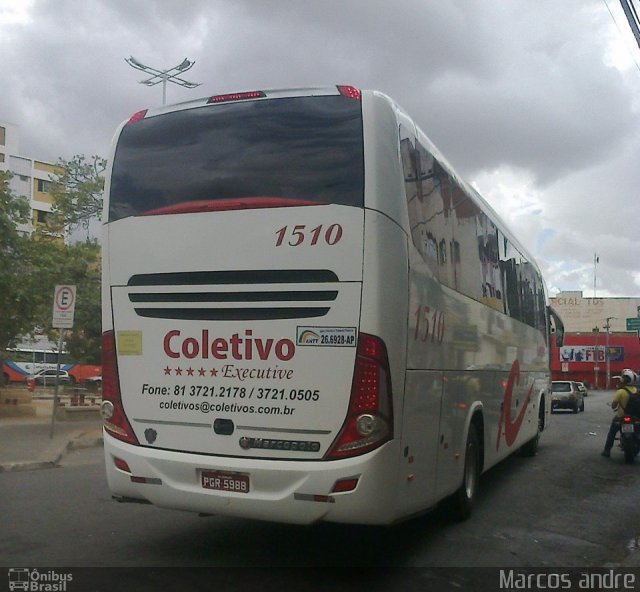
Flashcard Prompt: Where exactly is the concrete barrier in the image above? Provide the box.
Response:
[55,406,101,422]
[0,387,32,406]
[0,388,36,418]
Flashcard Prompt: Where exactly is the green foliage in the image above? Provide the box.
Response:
[1,156,105,365]
[23,237,102,364]
[0,171,35,352]
[50,154,107,231]
[0,170,30,247]
[41,153,106,363]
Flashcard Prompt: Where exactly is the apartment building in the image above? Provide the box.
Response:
[0,120,63,238]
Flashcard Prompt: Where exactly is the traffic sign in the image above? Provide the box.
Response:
[626,317,640,331]
[52,285,76,329]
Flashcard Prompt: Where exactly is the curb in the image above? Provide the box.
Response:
[0,459,58,472]
[0,430,103,473]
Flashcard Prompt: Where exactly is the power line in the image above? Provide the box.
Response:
[602,0,640,74]
[619,0,640,49]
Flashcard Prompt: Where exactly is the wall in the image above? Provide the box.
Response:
[550,291,640,333]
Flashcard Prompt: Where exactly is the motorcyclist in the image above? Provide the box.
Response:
[601,369,639,457]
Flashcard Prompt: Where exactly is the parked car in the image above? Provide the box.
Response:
[576,381,588,397]
[27,369,72,386]
[551,380,585,413]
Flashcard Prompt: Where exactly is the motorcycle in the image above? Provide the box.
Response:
[619,415,640,464]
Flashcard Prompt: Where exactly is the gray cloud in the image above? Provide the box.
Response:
[1,0,639,295]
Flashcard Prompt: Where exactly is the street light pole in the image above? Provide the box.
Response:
[124,56,201,105]
[605,316,616,389]
[593,326,600,389]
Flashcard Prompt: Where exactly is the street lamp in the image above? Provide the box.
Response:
[605,316,617,389]
[125,56,201,105]
[593,326,600,389]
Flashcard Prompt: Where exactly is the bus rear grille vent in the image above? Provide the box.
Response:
[126,269,338,321]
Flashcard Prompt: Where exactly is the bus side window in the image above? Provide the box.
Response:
[497,233,546,333]
[476,214,503,312]
[499,233,522,320]
[400,126,452,285]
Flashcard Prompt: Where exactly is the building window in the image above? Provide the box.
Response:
[0,153,4,163]
[36,210,53,224]
[36,179,53,193]
[0,126,5,146]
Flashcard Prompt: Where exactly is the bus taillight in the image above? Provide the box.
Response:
[126,109,148,125]
[207,91,266,104]
[325,333,393,459]
[101,331,138,445]
[337,85,361,101]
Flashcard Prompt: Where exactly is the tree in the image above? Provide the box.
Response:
[43,154,107,364]
[0,170,36,353]
[23,236,102,364]
[0,156,106,366]
[49,154,107,231]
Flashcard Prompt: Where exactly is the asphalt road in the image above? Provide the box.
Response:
[1,389,639,569]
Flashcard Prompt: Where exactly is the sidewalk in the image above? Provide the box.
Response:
[0,399,103,472]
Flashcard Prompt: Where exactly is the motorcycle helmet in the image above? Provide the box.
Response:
[620,368,637,386]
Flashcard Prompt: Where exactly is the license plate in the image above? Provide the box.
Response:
[201,470,250,493]
[621,424,635,433]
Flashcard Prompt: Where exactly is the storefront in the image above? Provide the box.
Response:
[551,332,640,389]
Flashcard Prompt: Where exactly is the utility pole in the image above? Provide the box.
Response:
[125,56,201,105]
[593,326,600,389]
[604,317,616,389]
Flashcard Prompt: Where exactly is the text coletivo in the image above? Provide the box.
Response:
[163,329,295,362]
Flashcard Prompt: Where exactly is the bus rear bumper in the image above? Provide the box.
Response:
[103,431,402,525]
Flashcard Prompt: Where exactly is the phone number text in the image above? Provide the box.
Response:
[142,383,320,402]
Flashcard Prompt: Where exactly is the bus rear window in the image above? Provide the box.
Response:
[108,95,364,221]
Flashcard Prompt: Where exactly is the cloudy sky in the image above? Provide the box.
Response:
[1,0,640,297]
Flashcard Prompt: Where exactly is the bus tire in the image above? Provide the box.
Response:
[520,432,539,457]
[521,402,543,457]
[451,424,480,521]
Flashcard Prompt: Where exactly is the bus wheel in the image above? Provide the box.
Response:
[520,432,539,457]
[521,405,542,457]
[451,424,480,521]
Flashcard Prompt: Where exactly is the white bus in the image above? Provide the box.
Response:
[101,86,564,525]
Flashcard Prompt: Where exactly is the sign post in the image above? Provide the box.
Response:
[50,285,76,439]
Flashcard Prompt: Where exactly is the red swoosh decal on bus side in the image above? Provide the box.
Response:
[496,360,534,451]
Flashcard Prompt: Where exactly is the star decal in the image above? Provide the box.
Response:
[163,366,218,377]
